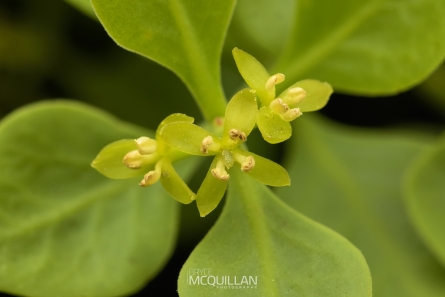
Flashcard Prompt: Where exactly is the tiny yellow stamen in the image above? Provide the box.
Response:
[229,129,247,142]
[135,136,158,155]
[234,153,255,172]
[284,87,306,105]
[265,73,285,90]
[123,150,144,169]
[200,136,221,154]
[139,161,162,187]
[269,98,289,115]
[281,108,303,121]
[211,159,229,181]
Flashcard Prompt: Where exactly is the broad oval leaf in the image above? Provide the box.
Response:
[0,101,189,297]
[275,0,445,95]
[277,114,445,297]
[91,0,236,120]
[256,107,291,144]
[178,169,372,296]
[404,134,445,268]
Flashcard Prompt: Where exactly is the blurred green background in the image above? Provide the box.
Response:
[1,0,445,296]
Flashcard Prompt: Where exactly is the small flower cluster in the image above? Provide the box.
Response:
[91,48,332,217]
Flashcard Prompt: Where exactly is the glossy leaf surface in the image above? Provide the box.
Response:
[91,0,236,120]
[0,101,184,297]
[178,169,372,296]
[404,135,445,268]
[277,115,445,297]
[275,0,445,95]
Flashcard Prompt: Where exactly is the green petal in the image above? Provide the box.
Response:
[221,88,258,146]
[91,139,155,179]
[160,122,220,156]
[156,113,194,152]
[196,156,228,217]
[234,149,290,186]
[160,160,196,204]
[232,47,275,105]
[256,107,292,144]
[279,79,333,112]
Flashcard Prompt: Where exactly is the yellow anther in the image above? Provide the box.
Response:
[265,73,285,90]
[139,161,162,187]
[123,150,144,169]
[229,129,247,142]
[211,159,229,181]
[200,136,221,154]
[284,87,306,105]
[281,108,303,122]
[135,136,158,155]
[269,98,289,115]
[234,153,255,172]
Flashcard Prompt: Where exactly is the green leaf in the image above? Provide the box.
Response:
[161,160,197,204]
[256,107,291,144]
[233,149,290,186]
[225,0,294,63]
[196,156,228,217]
[178,169,372,296]
[232,48,274,104]
[0,101,185,297]
[91,139,156,179]
[404,134,445,268]
[91,0,236,120]
[160,122,220,156]
[275,0,445,95]
[279,79,333,112]
[277,114,445,297]
[221,88,258,145]
[65,0,97,19]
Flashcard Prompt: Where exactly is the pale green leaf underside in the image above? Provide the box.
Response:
[404,134,445,268]
[179,170,372,296]
[275,0,445,95]
[91,0,236,120]
[277,114,445,297]
[0,101,185,297]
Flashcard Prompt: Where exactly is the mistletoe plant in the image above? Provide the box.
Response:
[1,0,445,297]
